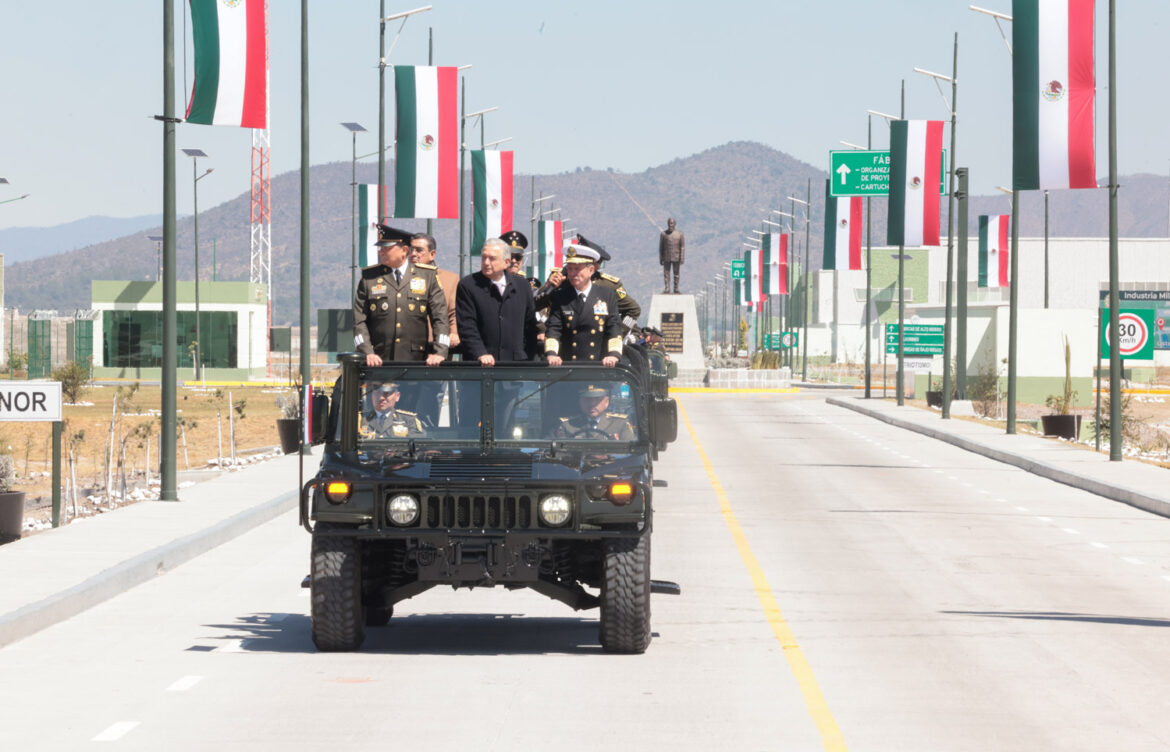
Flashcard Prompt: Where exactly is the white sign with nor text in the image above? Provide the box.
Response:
[0,381,63,422]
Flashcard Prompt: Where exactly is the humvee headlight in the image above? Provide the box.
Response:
[386,494,420,526]
[324,481,352,504]
[539,495,572,527]
[609,482,635,505]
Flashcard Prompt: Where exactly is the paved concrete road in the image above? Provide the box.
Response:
[1,393,1168,750]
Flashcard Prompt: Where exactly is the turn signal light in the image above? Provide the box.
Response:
[325,481,352,504]
[609,482,635,505]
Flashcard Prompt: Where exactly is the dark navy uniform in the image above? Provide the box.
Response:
[353,261,450,361]
[543,282,622,361]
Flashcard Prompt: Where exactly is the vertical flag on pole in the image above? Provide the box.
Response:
[1012,0,1097,190]
[357,184,389,268]
[186,0,267,128]
[302,384,313,446]
[752,248,764,312]
[823,179,863,270]
[887,119,945,247]
[763,233,788,295]
[978,214,1010,289]
[535,220,563,281]
[471,150,514,257]
[394,66,459,219]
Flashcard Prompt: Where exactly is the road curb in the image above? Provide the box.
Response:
[826,396,1170,520]
[0,490,298,650]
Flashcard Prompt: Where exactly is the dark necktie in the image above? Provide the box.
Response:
[575,292,586,314]
[394,269,402,285]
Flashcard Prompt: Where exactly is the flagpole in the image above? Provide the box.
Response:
[1006,187,1019,433]
[458,78,466,276]
[300,0,312,456]
[802,178,810,383]
[426,26,434,238]
[160,0,177,501]
[378,0,385,225]
[864,114,873,398]
[956,166,969,399]
[1107,0,1121,460]
[941,32,958,420]
[897,80,906,408]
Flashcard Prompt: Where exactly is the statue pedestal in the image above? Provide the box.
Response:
[645,294,705,371]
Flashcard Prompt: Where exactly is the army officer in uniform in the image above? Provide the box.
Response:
[543,244,622,367]
[552,384,634,440]
[361,382,426,439]
[353,224,450,366]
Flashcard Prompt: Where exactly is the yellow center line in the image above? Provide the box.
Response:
[679,401,847,752]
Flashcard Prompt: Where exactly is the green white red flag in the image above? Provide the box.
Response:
[1012,0,1096,190]
[743,249,763,311]
[394,66,459,219]
[762,233,787,295]
[887,119,944,247]
[186,0,268,128]
[978,214,1010,289]
[535,220,563,281]
[471,150,514,258]
[357,184,390,267]
[823,179,863,270]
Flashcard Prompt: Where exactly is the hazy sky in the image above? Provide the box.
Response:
[1,1,1166,231]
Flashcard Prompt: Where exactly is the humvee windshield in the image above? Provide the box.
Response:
[352,366,643,448]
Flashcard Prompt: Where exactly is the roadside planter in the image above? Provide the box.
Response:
[0,455,24,542]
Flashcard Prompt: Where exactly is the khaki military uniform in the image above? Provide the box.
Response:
[353,261,450,361]
[361,408,426,439]
[592,270,641,332]
[553,412,635,441]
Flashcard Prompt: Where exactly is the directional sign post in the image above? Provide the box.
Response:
[0,381,64,528]
[1101,308,1154,360]
[730,259,746,280]
[885,323,944,355]
[830,149,947,198]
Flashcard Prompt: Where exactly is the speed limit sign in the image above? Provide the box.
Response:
[1101,308,1155,360]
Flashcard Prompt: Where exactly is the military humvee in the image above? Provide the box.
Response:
[300,352,678,653]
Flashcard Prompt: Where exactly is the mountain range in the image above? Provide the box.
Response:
[5,141,1168,324]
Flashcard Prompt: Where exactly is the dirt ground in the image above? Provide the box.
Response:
[4,381,302,532]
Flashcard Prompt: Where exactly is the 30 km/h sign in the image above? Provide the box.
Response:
[829,149,948,198]
[885,323,944,355]
[1101,309,1154,360]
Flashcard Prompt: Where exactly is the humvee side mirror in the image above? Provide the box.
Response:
[652,398,678,445]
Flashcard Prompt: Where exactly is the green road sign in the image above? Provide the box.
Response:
[1100,308,1155,360]
[730,259,746,280]
[885,323,944,355]
[829,149,947,198]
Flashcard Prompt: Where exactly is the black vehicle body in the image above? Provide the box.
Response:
[301,351,677,652]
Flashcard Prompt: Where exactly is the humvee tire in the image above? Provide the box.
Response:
[599,535,652,653]
[310,523,366,651]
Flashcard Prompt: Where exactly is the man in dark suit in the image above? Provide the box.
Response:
[543,243,622,366]
[353,224,450,365]
[456,237,538,365]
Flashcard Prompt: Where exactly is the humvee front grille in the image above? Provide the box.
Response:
[427,459,533,480]
[422,493,539,530]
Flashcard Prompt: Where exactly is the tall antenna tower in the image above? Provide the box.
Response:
[250,0,272,369]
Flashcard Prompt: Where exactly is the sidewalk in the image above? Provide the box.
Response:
[0,449,319,649]
[826,395,1170,520]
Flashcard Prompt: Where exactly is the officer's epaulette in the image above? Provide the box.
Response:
[558,416,570,423]
[514,269,527,277]
[600,272,621,284]
[413,262,437,271]
[361,264,385,277]
[397,409,418,416]
[605,412,625,419]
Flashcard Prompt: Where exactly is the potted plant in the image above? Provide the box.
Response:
[1041,335,1081,440]
[275,391,302,455]
[0,454,25,542]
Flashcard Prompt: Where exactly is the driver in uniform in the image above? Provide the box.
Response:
[361,382,426,439]
[552,385,634,441]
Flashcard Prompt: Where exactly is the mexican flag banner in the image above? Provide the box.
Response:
[744,249,764,311]
[887,119,944,247]
[535,220,563,281]
[357,184,390,268]
[763,233,788,295]
[186,0,268,128]
[1012,0,1096,190]
[978,214,1010,289]
[823,179,863,270]
[471,150,514,258]
[394,66,458,219]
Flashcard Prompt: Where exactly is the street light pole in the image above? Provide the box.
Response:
[183,149,212,383]
[341,122,366,292]
[160,0,178,501]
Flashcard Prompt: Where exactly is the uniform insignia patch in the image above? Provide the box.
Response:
[371,283,388,296]
[408,303,415,311]
[410,278,426,294]
[381,302,389,311]
[593,301,609,315]
[369,304,376,312]
[392,422,409,437]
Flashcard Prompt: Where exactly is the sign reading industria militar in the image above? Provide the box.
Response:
[0,381,63,422]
